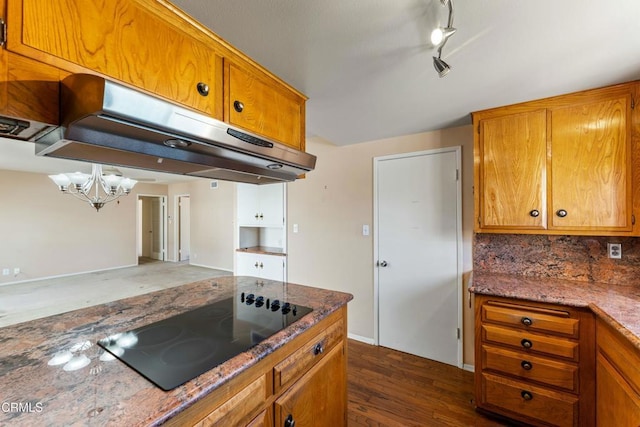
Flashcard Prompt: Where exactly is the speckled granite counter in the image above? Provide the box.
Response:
[0,276,352,426]
[236,246,286,256]
[470,272,640,350]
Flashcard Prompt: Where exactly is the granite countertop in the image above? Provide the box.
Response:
[236,246,286,256]
[470,271,640,349]
[0,276,352,426]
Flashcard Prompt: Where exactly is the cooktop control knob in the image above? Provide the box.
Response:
[245,293,255,305]
[270,299,281,312]
[282,302,291,314]
[255,296,265,308]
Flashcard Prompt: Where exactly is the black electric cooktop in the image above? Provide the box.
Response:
[98,293,312,390]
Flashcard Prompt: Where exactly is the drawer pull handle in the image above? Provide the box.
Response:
[521,317,533,326]
[521,339,533,349]
[521,360,533,370]
[313,343,324,356]
[284,414,296,427]
[521,390,533,401]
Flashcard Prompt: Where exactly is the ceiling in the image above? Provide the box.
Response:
[2,0,640,180]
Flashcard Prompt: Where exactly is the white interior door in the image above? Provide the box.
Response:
[375,147,461,366]
[178,196,191,261]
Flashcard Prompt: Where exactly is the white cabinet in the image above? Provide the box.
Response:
[236,252,286,282]
[237,183,284,227]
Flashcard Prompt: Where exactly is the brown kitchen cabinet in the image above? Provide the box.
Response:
[473,81,640,236]
[226,60,306,151]
[5,0,224,119]
[1,0,307,150]
[165,306,348,427]
[596,318,640,426]
[474,295,595,427]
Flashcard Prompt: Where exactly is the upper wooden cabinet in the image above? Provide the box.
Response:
[226,61,306,150]
[473,82,639,236]
[1,0,307,150]
[6,0,224,119]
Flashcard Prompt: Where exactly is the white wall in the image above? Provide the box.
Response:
[0,169,166,284]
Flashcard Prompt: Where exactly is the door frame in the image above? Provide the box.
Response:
[174,193,191,262]
[136,194,167,262]
[372,146,463,368]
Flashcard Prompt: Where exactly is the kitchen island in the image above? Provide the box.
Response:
[0,276,352,426]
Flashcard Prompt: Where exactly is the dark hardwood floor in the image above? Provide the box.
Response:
[347,339,509,426]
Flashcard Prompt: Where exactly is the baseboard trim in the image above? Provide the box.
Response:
[347,333,375,345]
[0,263,138,287]
[463,363,475,372]
[188,263,234,273]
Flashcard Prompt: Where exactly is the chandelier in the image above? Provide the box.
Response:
[48,164,138,212]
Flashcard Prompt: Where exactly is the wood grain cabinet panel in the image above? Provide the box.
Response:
[7,0,224,119]
[473,81,639,236]
[477,109,547,230]
[226,61,305,151]
[596,319,640,426]
[475,295,595,427]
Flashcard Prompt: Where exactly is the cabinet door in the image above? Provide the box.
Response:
[259,184,285,228]
[259,255,285,282]
[227,61,304,150]
[236,252,262,277]
[275,344,346,427]
[596,354,640,426]
[549,92,632,232]
[8,0,223,118]
[477,110,547,230]
[237,183,262,226]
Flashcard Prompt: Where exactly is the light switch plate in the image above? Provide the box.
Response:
[362,224,370,236]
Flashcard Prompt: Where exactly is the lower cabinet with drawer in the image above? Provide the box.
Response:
[165,306,348,427]
[474,295,595,427]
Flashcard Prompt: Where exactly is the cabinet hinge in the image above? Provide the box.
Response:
[457,328,461,340]
[633,214,636,225]
[456,169,460,181]
[0,19,6,47]
[632,97,636,110]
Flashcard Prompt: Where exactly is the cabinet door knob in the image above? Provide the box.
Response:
[255,213,260,220]
[259,262,263,269]
[521,317,533,326]
[521,339,533,349]
[196,82,209,96]
[254,262,259,268]
[521,360,533,370]
[284,414,296,427]
[234,100,244,113]
[529,209,540,217]
[313,342,324,356]
[259,213,264,219]
[521,390,533,401]
[556,209,568,218]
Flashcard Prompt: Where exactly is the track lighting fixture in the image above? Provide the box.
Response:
[432,0,455,77]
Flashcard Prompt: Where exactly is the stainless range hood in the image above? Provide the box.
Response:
[35,74,316,185]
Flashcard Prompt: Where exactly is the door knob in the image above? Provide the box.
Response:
[556,209,568,218]
[284,414,296,427]
[529,209,540,217]
[378,261,388,267]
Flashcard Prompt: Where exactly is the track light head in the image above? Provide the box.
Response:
[433,56,451,78]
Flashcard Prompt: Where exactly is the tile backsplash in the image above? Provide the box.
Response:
[473,234,640,285]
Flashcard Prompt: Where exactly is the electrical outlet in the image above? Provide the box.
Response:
[13,268,20,275]
[2,268,9,276]
[608,243,622,259]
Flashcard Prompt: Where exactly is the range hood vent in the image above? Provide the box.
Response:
[35,74,316,185]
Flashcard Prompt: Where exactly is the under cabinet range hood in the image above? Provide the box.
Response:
[35,74,316,185]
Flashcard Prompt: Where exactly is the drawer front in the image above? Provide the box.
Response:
[483,302,579,338]
[481,372,579,427]
[482,324,579,361]
[274,319,343,392]
[195,374,267,427]
[482,345,578,392]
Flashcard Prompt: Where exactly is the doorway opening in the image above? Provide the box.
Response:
[177,195,191,262]
[137,195,166,264]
